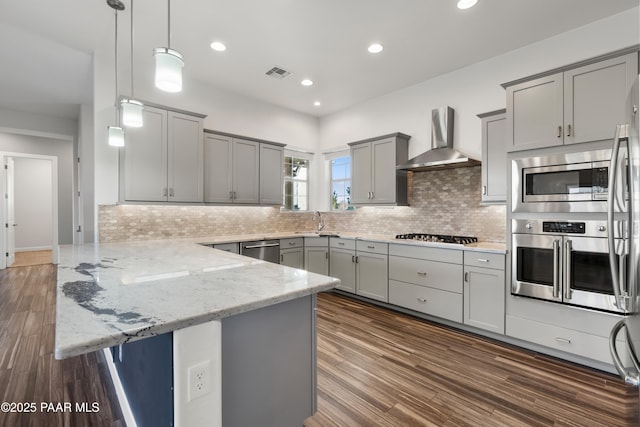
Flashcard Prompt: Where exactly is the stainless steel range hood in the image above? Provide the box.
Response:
[397,106,480,171]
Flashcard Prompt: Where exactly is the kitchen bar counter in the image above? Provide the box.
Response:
[54,239,339,360]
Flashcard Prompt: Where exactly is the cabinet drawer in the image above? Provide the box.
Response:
[389,280,462,323]
[506,315,622,364]
[389,255,463,293]
[330,237,356,251]
[463,251,505,270]
[356,240,388,255]
[304,237,329,247]
[389,243,462,264]
[280,238,304,249]
[213,242,239,254]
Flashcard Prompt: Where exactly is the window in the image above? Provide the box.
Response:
[330,156,352,210]
[283,156,309,210]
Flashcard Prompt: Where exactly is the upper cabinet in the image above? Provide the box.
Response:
[121,105,205,203]
[204,131,284,205]
[349,133,410,205]
[505,50,638,152]
[478,109,507,204]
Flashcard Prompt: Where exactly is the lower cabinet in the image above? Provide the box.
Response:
[463,251,506,334]
[304,237,329,275]
[329,238,388,302]
[280,238,304,269]
[389,280,462,322]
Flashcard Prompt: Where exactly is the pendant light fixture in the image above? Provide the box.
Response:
[121,0,144,127]
[154,0,184,93]
[107,0,125,147]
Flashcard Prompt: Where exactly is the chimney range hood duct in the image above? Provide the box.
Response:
[397,106,480,171]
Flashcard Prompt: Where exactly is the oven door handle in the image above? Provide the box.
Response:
[609,319,640,386]
[608,124,629,312]
[553,239,561,299]
[564,240,572,300]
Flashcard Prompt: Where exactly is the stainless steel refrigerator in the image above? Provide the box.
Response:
[609,76,640,393]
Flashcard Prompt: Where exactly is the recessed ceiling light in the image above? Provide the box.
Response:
[314,101,321,107]
[301,79,313,86]
[368,43,383,54]
[457,0,478,9]
[210,41,226,51]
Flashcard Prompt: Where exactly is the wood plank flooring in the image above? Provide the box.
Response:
[306,292,640,427]
[2,262,638,426]
[0,263,124,427]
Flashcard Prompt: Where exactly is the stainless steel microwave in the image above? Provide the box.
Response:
[511,148,628,213]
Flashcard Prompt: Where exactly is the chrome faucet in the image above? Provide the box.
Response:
[313,211,325,233]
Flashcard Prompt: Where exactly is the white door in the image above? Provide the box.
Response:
[5,157,15,267]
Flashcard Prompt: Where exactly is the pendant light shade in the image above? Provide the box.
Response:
[108,126,125,147]
[121,99,144,127]
[121,0,144,128]
[154,47,184,92]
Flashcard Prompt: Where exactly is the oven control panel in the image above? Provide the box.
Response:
[542,221,586,234]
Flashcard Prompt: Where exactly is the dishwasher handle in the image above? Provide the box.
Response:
[243,243,280,249]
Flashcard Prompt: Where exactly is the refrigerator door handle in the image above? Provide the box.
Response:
[608,124,630,312]
[609,319,640,386]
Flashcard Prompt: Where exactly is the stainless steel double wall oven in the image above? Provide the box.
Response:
[511,147,630,314]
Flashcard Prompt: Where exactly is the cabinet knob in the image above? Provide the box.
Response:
[525,223,533,230]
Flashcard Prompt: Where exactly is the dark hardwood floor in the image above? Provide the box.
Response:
[1,263,638,426]
[307,292,640,427]
[0,264,124,427]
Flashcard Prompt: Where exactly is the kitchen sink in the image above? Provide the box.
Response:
[293,231,340,237]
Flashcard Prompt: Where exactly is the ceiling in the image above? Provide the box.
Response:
[0,0,637,120]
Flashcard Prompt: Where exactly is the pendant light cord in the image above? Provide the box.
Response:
[114,9,119,125]
[130,0,135,98]
[167,0,171,48]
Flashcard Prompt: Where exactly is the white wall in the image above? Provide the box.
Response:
[13,157,53,251]
[0,133,74,245]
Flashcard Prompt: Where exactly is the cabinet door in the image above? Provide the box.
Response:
[304,247,328,275]
[350,143,371,204]
[463,266,505,334]
[232,139,260,204]
[259,144,284,205]
[564,52,638,145]
[167,112,203,202]
[280,248,304,269]
[123,106,168,201]
[204,133,234,203]
[356,252,388,302]
[506,73,563,152]
[481,113,507,203]
[329,248,356,293]
[370,138,397,203]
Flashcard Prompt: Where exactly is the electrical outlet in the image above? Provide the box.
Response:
[187,360,211,402]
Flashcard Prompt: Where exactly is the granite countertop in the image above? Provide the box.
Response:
[54,240,339,360]
[197,231,507,254]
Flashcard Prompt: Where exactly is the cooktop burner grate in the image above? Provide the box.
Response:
[395,233,478,245]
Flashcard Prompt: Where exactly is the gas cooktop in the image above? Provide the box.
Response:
[395,233,478,245]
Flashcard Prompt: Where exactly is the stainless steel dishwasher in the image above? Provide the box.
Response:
[240,240,280,264]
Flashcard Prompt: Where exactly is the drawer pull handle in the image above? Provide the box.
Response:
[417,272,427,276]
[289,241,296,246]
[367,245,375,249]
[554,337,571,344]
[477,258,490,263]
[338,242,345,246]
[416,297,427,304]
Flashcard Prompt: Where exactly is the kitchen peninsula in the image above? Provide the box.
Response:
[54,239,339,427]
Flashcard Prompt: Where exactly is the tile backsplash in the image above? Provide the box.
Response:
[99,166,506,243]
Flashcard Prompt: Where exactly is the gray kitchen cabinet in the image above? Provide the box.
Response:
[478,109,507,204]
[388,244,463,322]
[304,237,329,275]
[259,143,284,205]
[505,50,638,152]
[463,251,506,334]
[355,241,388,302]
[213,242,239,254]
[280,238,304,269]
[204,133,259,204]
[122,105,204,202]
[329,238,356,293]
[349,133,409,205]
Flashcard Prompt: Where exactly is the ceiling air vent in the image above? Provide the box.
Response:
[265,66,292,79]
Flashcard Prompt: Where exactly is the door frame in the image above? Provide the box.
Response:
[0,152,59,268]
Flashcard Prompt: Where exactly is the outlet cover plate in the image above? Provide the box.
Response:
[187,360,211,402]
